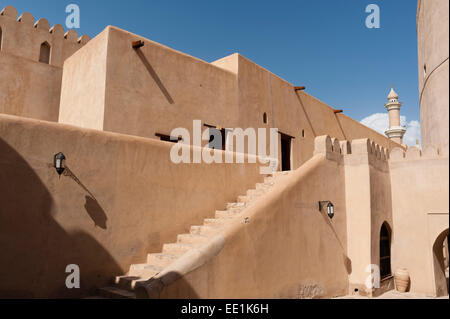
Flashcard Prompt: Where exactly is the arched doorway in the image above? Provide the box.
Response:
[432,228,449,297]
[380,222,392,279]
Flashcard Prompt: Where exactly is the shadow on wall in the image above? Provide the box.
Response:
[84,196,108,230]
[0,138,121,298]
[318,209,352,275]
[294,92,316,137]
[134,48,175,105]
[63,166,108,229]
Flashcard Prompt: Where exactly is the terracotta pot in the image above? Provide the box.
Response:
[394,268,410,293]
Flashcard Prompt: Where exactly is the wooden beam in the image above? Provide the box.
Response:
[204,123,228,131]
[294,86,306,91]
[278,131,296,139]
[132,40,144,49]
[334,110,343,114]
[155,133,182,142]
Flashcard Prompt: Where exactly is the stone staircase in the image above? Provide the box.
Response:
[93,171,291,299]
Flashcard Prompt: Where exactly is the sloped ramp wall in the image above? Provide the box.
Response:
[140,136,350,298]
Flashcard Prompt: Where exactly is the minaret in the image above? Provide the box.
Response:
[385,86,406,144]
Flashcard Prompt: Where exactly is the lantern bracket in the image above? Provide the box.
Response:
[318,201,335,219]
[54,152,66,176]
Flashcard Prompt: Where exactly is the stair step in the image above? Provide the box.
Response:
[256,182,273,190]
[115,275,151,291]
[227,202,246,210]
[264,176,275,183]
[177,233,210,245]
[146,253,179,267]
[237,196,249,203]
[129,262,162,273]
[128,263,163,277]
[190,225,217,236]
[272,171,290,177]
[136,265,164,279]
[215,210,238,219]
[162,242,193,255]
[228,206,246,214]
[98,286,136,299]
[247,189,266,197]
[203,218,227,227]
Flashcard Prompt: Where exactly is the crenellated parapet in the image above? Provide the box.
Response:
[389,143,449,162]
[314,135,389,166]
[0,5,90,67]
[351,138,390,172]
[314,135,345,162]
[314,135,393,174]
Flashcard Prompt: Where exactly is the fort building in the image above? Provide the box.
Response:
[0,2,448,299]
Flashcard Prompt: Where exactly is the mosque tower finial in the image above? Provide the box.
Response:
[385,86,406,145]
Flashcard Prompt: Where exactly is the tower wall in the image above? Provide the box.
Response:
[388,109,400,127]
[389,144,449,296]
[417,0,449,148]
[0,6,90,121]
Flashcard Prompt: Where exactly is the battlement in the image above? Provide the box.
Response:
[389,143,449,162]
[0,5,90,67]
[314,135,389,162]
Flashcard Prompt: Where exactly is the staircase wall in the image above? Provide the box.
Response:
[154,140,349,298]
[0,114,264,298]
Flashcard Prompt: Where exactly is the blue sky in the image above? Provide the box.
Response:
[5,0,420,140]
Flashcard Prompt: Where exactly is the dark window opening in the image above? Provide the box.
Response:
[263,113,268,124]
[0,27,3,51]
[208,128,228,150]
[380,223,392,279]
[280,133,292,171]
[204,124,228,151]
[302,129,305,138]
[155,133,182,143]
[39,41,51,64]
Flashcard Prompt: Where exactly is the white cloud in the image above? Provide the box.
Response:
[403,120,421,147]
[360,113,421,146]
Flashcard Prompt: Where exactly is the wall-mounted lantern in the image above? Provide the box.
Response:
[54,152,66,176]
[319,201,335,219]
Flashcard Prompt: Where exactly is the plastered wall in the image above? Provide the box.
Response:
[59,26,400,171]
[138,136,395,299]
[0,113,265,298]
[389,144,449,296]
[417,0,449,147]
[0,5,89,121]
[339,137,393,296]
[151,137,350,299]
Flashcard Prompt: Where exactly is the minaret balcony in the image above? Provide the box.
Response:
[385,101,403,111]
[385,126,407,138]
